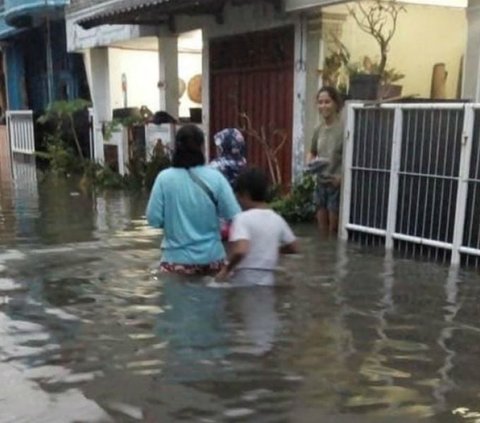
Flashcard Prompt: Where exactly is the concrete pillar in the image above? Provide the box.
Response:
[292,15,309,183]
[293,14,324,183]
[88,48,112,122]
[158,36,179,117]
[85,47,112,162]
[305,24,322,165]
[202,29,210,160]
[463,0,480,100]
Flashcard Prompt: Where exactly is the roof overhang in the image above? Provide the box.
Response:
[284,0,345,11]
[77,0,283,30]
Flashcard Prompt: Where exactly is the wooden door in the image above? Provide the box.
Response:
[210,26,294,187]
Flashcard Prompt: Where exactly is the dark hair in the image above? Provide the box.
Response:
[172,124,205,168]
[317,86,344,112]
[234,167,269,202]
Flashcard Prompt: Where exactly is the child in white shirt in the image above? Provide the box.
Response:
[216,168,299,286]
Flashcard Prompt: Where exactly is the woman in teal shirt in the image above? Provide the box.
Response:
[146,124,241,275]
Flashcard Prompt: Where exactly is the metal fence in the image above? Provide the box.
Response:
[340,103,480,267]
[6,110,35,155]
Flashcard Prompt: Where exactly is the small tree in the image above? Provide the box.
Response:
[38,99,91,160]
[347,0,406,76]
[238,112,288,187]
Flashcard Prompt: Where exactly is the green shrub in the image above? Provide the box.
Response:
[35,135,79,176]
[271,174,316,223]
[124,142,171,191]
[38,99,91,161]
[82,160,126,189]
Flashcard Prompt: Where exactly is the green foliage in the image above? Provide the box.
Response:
[348,56,405,85]
[322,33,351,93]
[37,99,171,190]
[145,145,171,191]
[35,135,78,176]
[101,119,122,141]
[381,67,405,85]
[82,160,126,189]
[37,99,91,125]
[38,99,91,160]
[271,174,316,223]
[124,143,171,191]
[102,116,146,141]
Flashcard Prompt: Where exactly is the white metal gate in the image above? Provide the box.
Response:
[6,111,35,155]
[341,103,480,267]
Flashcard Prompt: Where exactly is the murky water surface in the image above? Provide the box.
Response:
[1,175,480,422]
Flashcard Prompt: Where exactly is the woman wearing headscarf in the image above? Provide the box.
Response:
[209,128,247,240]
[146,125,241,275]
[210,128,247,187]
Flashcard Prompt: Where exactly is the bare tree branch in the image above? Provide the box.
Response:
[347,0,406,75]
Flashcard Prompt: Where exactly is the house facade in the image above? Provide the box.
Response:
[66,0,313,182]
[65,0,479,184]
[0,0,90,114]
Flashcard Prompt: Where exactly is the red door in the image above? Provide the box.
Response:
[209,26,294,187]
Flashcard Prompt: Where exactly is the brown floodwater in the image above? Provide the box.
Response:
[1,175,480,422]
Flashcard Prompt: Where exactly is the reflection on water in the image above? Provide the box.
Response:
[1,175,480,422]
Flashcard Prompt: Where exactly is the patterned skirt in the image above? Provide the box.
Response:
[159,260,225,276]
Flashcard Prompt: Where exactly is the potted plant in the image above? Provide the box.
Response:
[378,66,405,99]
[348,56,405,99]
[346,0,406,100]
[321,34,351,95]
[347,58,382,100]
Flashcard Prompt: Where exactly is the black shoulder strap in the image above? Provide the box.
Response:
[187,169,219,210]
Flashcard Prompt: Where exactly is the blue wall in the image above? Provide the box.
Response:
[4,21,90,112]
[5,44,25,110]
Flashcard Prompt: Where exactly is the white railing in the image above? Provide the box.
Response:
[340,102,480,267]
[6,111,35,155]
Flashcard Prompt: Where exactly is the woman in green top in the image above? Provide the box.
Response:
[307,86,344,235]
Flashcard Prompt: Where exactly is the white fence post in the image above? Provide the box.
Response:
[340,103,355,241]
[6,111,35,155]
[385,107,403,249]
[451,104,474,266]
[88,108,105,163]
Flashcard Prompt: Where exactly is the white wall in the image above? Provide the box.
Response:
[178,51,202,118]
[108,48,160,112]
[464,0,480,99]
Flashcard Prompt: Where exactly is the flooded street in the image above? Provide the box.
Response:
[1,176,480,422]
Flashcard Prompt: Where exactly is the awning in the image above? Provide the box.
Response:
[77,0,279,29]
[284,0,345,11]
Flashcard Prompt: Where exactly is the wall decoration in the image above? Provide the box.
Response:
[187,74,202,104]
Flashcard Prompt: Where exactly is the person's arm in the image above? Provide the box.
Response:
[280,239,300,254]
[146,174,165,228]
[327,127,344,188]
[279,217,299,255]
[216,214,249,281]
[216,239,250,281]
[307,127,320,163]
